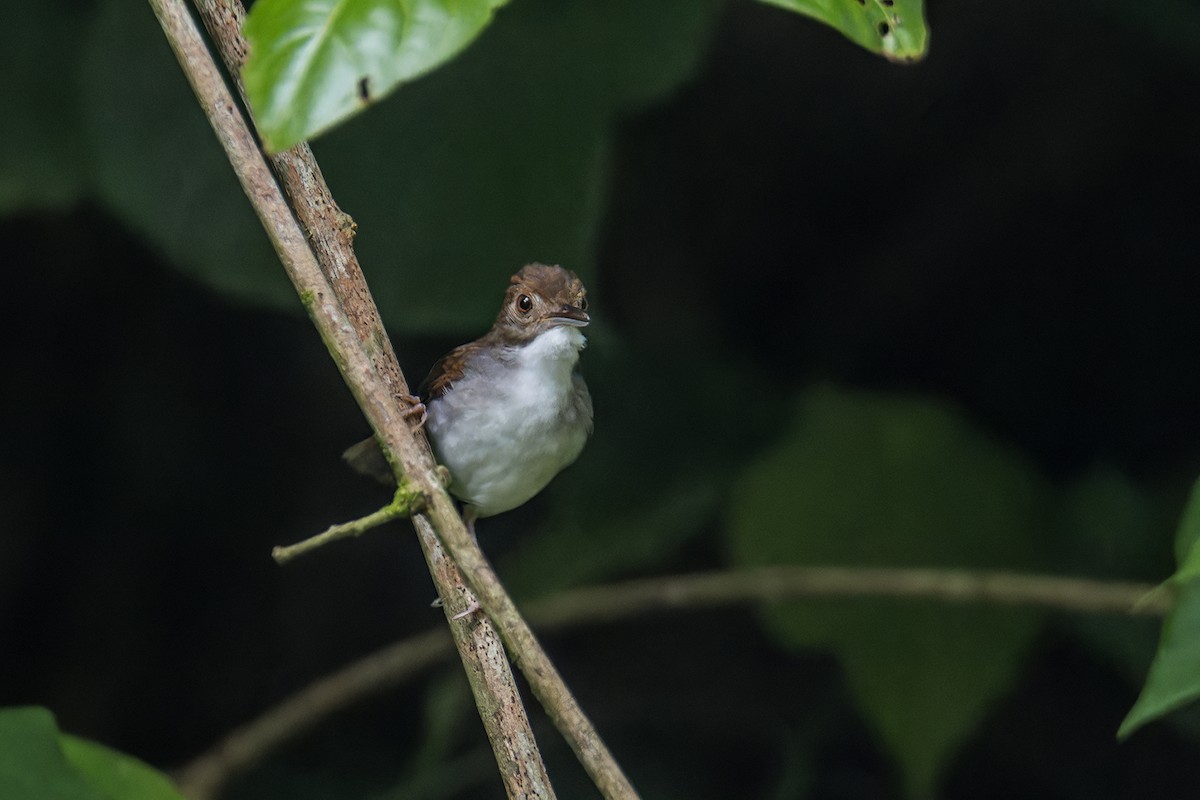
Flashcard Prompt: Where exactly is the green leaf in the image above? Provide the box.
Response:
[1120,477,1200,738]
[244,0,508,152]
[727,385,1048,798]
[0,708,101,800]
[758,0,928,62]
[1119,578,1200,738]
[0,707,184,800]
[60,736,186,800]
[82,0,721,333]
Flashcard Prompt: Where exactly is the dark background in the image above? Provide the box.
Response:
[3,0,1200,797]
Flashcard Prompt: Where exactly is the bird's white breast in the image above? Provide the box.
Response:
[425,326,592,518]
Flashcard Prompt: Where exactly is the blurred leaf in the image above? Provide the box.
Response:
[727,385,1049,798]
[1120,477,1200,738]
[1053,469,1176,685]
[1053,467,1173,580]
[81,0,294,311]
[243,0,507,153]
[0,707,180,800]
[59,735,185,800]
[0,708,100,800]
[0,0,88,212]
[80,0,721,333]
[758,0,928,62]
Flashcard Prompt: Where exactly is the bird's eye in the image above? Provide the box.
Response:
[517,294,533,313]
[579,296,589,312]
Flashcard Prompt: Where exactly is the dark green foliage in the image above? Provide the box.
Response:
[2,0,1199,797]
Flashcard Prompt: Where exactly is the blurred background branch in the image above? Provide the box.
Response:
[175,564,1168,799]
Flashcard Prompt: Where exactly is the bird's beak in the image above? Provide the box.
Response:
[549,305,589,327]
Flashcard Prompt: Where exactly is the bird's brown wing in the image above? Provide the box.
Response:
[419,344,473,401]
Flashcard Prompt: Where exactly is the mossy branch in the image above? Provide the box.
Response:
[271,482,425,564]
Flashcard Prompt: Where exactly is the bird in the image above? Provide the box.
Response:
[345,263,593,537]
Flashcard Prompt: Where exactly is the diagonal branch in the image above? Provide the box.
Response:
[150,0,637,797]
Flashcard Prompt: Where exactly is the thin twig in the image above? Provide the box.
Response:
[272,504,404,564]
[173,564,1169,799]
[272,482,427,564]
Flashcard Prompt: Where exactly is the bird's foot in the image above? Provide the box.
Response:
[400,393,427,428]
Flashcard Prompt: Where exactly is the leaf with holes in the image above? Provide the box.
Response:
[758,0,928,62]
[243,0,508,152]
[1120,477,1200,738]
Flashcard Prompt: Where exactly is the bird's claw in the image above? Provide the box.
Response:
[401,394,428,428]
[435,464,452,487]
